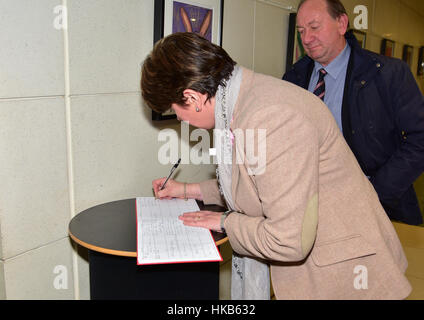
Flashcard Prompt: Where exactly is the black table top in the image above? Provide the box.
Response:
[69,198,228,257]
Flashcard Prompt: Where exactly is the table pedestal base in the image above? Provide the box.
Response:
[89,250,220,300]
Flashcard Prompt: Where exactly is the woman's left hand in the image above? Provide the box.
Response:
[178,211,223,233]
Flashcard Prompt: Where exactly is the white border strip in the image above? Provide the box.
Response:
[62,0,80,300]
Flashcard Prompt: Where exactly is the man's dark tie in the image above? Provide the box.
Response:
[313,68,327,101]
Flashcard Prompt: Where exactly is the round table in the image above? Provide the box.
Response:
[69,198,228,300]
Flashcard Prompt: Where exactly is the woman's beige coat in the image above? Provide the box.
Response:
[200,68,411,300]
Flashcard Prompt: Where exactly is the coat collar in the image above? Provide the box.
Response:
[291,55,314,89]
[345,31,384,85]
[228,67,254,212]
[230,66,254,131]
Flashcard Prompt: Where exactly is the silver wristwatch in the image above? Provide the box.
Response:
[220,210,233,234]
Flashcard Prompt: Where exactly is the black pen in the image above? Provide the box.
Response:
[160,158,181,190]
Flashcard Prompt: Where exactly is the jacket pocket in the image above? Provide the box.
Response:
[311,235,376,267]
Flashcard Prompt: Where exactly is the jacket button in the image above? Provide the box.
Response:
[376,63,381,68]
[361,80,366,85]
[352,130,355,134]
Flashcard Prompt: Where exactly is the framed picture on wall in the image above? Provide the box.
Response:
[418,47,424,77]
[402,45,413,68]
[152,0,224,121]
[286,13,306,72]
[381,39,395,57]
[352,29,366,49]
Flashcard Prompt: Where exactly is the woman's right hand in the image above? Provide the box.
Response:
[152,179,203,201]
[152,178,185,200]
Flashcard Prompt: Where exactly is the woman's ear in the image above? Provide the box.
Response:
[183,89,200,107]
[183,89,209,111]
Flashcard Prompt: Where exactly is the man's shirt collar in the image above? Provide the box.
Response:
[313,43,351,80]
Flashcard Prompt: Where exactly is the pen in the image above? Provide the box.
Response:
[160,158,181,190]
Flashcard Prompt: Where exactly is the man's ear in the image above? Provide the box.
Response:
[337,14,349,35]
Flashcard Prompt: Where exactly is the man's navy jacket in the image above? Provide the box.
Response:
[283,31,424,225]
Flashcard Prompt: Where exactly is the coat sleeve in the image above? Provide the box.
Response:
[370,61,424,208]
[199,179,226,207]
[224,105,319,262]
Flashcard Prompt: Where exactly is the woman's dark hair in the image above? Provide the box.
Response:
[141,32,236,113]
[298,0,349,21]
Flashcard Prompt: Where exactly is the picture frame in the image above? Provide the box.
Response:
[402,45,413,68]
[418,46,424,77]
[380,39,395,57]
[285,13,306,72]
[152,0,224,121]
[352,29,367,49]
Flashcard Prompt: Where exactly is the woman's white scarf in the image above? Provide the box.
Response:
[214,65,270,300]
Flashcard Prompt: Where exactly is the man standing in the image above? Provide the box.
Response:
[283,0,424,225]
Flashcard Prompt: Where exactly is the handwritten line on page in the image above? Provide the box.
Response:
[136,197,222,265]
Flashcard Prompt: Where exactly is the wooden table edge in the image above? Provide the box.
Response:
[69,229,228,257]
[214,236,229,246]
[69,229,137,257]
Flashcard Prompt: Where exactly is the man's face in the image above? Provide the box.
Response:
[296,0,348,66]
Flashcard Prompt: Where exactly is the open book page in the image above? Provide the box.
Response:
[136,197,222,265]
